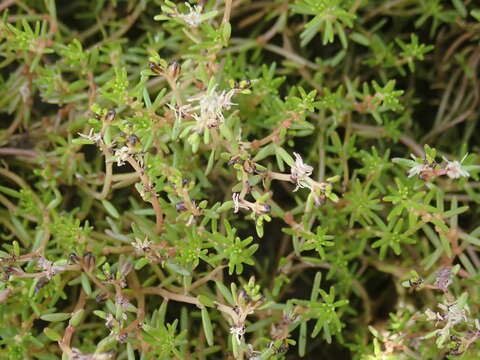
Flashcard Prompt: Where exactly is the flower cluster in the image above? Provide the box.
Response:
[434,267,453,291]
[131,237,152,254]
[290,152,314,191]
[407,161,432,178]
[442,155,470,179]
[187,86,238,132]
[407,154,470,180]
[232,193,270,215]
[71,348,115,360]
[37,257,67,280]
[113,146,130,166]
[426,301,468,326]
[230,324,246,344]
[173,3,203,28]
[78,129,102,144]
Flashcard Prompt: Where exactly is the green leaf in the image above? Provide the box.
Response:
[44,327,62,342]
[201,307,214,346]
[69,309,85,326]
[101,199,120,219]
[299,321,307,357]
[40,313,71,322]
[81,273,92,296]
[198,294,215,308]
[215,281,235,305]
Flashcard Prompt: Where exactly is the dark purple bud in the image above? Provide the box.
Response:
[106,109,116,122]
[409,278,424,288]
[96,292,108,303]
[277,343,288,353]
[167,61,181,79]
[83,252,96,272]
[127,135,139,146]
[258,203,270,214]
[117,333,128,343]
[149,62,163,75]
[176,201,187,212]
[35,277,49,293]
[69,253,80,264]
[228,156,242,166]
[119,261,132,277]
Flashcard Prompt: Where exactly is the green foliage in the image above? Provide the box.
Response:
[1,1,480,359]
[291,0,355,46]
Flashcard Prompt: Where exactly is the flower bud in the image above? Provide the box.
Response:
[105,313,115,330]
[117,332,128,343]
[106,109,116,122]
[119,261,133,277]
[276,343,288,353]
[83,252,96,272]
[238,289,248,301]
[314,193,327,206]
[96,292,108,303]
[176,201,187,212]
[35,277,49,293]
[243,159,255,173]
[228,155,242,166]
[257,203,270,214]
[4,266,21,277]
[127,134,139,146]
[236,79,251,90]
[167,61,181,80]
[149,62,163,75]
[69,252,80,264]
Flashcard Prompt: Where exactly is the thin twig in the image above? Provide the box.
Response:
[350,122,425,157]
[188,265,226,291]
[222,0,233,24]
[126,157,164,233]
[0,0,16,12]
[0,148,38,157]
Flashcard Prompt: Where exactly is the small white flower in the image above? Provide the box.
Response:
[443,154,470,179]
[188,86,237,131]
[71,348,115,360]
[232,193,240,213]
[114,146,130,166]
[38,258,66,280]
[105,313,115,330]
[407,163,431,178]
[115,294,133,313]
[20,83,30,103]
[167,103,191,120]
[425,308,442,322]
[438,302,468,326]
[232,193,249,213]
[131,237,152,254]
[176,3,203,28]
[447,304,468,325]
[246,344,261,360]
[78,129,101,143]
[230,324,245,344]
[290,152,313,191]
